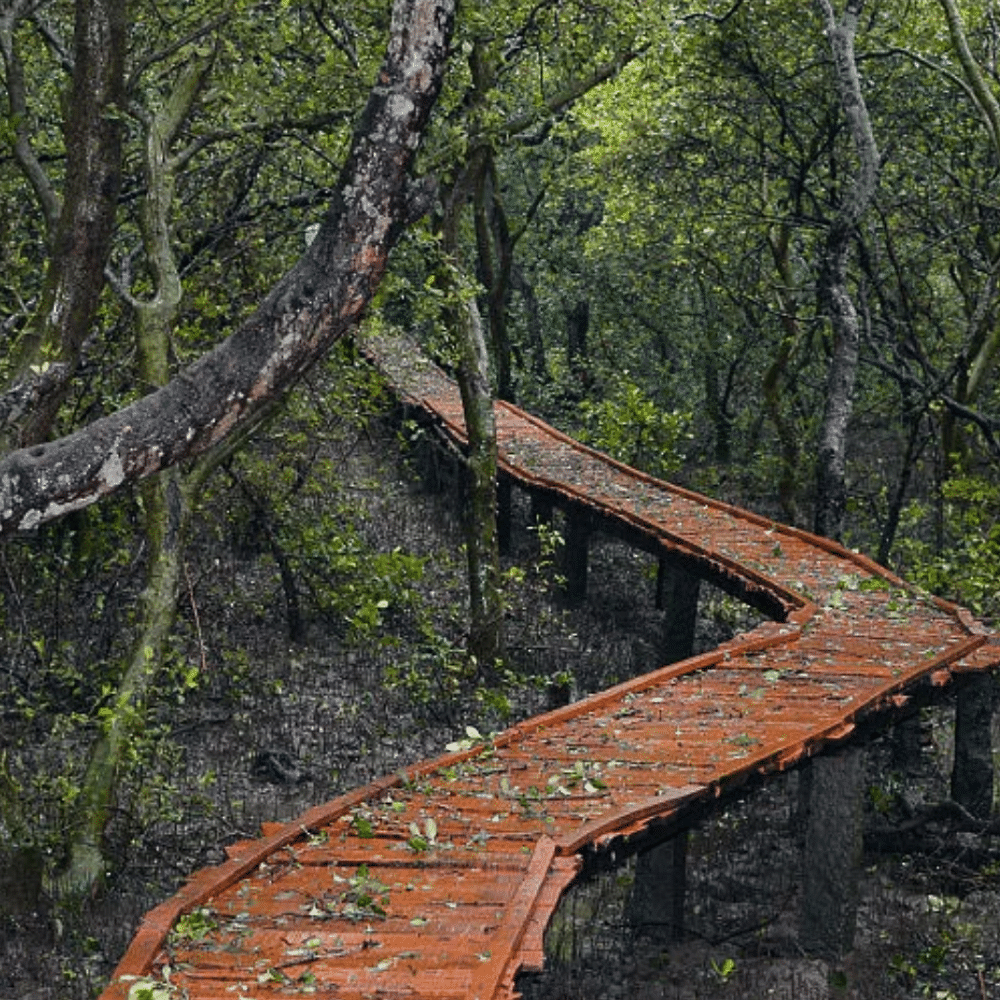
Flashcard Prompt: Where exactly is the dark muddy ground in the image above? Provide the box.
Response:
[2,417,998,1000]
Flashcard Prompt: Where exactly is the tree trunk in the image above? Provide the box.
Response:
[566,299,590,375]
[511,266,549,383]
[437,71,504,669]
[764,224,805,525]
[814,242,859,543]
[798,4,878,958]
[937,1,1000,469]
[0,0,457,537]
[474,151,515,402]
[877,410,928,565]
[798,746,865,958]
[54,467,191,899]
[54,58,216,898]
[813,0,880,542]
[454,295,503,667]
[4,0,126,446]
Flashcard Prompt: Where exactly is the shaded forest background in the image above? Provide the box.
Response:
[1,0,1000,996]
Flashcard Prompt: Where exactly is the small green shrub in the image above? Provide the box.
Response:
[578,376,691,479]
[895,475,1000,623]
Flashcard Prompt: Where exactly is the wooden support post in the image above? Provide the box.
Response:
[890,712,924,775]
[497,477,512,556]
[798,747,865,958]
[562,508,590,606]
[404,407,453,497]
[657,558,701,664]
[952,672,994,820]
[415,433,443,494]
[627,831,689,944]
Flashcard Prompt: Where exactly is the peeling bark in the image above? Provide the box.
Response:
[0,0,456,536]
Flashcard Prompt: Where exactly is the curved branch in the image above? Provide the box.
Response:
[0,0,456,536]
[939,0,1000,160]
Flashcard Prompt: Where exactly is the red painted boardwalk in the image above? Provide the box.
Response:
[101,333,999,1000]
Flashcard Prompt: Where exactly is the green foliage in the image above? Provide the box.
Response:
[171,908,218,944]
[578,375,691,478]
[894,475,1000,622]
[381,627,475,712]
[207,342,432,643]
[127,979,173,1000]
[317,864,391,922]
[710,956,736,984]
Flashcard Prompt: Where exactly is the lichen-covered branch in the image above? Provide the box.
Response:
[0,0,456,537]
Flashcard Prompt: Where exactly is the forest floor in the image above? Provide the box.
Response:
[1,413,999,1000]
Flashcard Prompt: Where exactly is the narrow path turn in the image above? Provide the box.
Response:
[101,333,999,1000]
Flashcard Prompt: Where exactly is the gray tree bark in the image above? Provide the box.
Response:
[0,0,456,537]
[454,291,503,668]
[799,746,865,958]
[813,0,880,542]
[54,52,217,901]
[952,673,995,819]
[3,0,127,446]
[439,143,504,671]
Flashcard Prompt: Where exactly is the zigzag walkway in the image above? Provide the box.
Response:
[102,333,999,1000]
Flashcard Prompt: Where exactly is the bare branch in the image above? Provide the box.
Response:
[678,0,748,25]
[865,354,1000,458]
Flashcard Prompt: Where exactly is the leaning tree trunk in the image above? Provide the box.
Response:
[813,0,879,543]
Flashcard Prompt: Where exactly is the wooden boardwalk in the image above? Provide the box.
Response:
[101,333,999,1000]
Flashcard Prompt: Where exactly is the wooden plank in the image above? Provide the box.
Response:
[468,836,557,1000]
